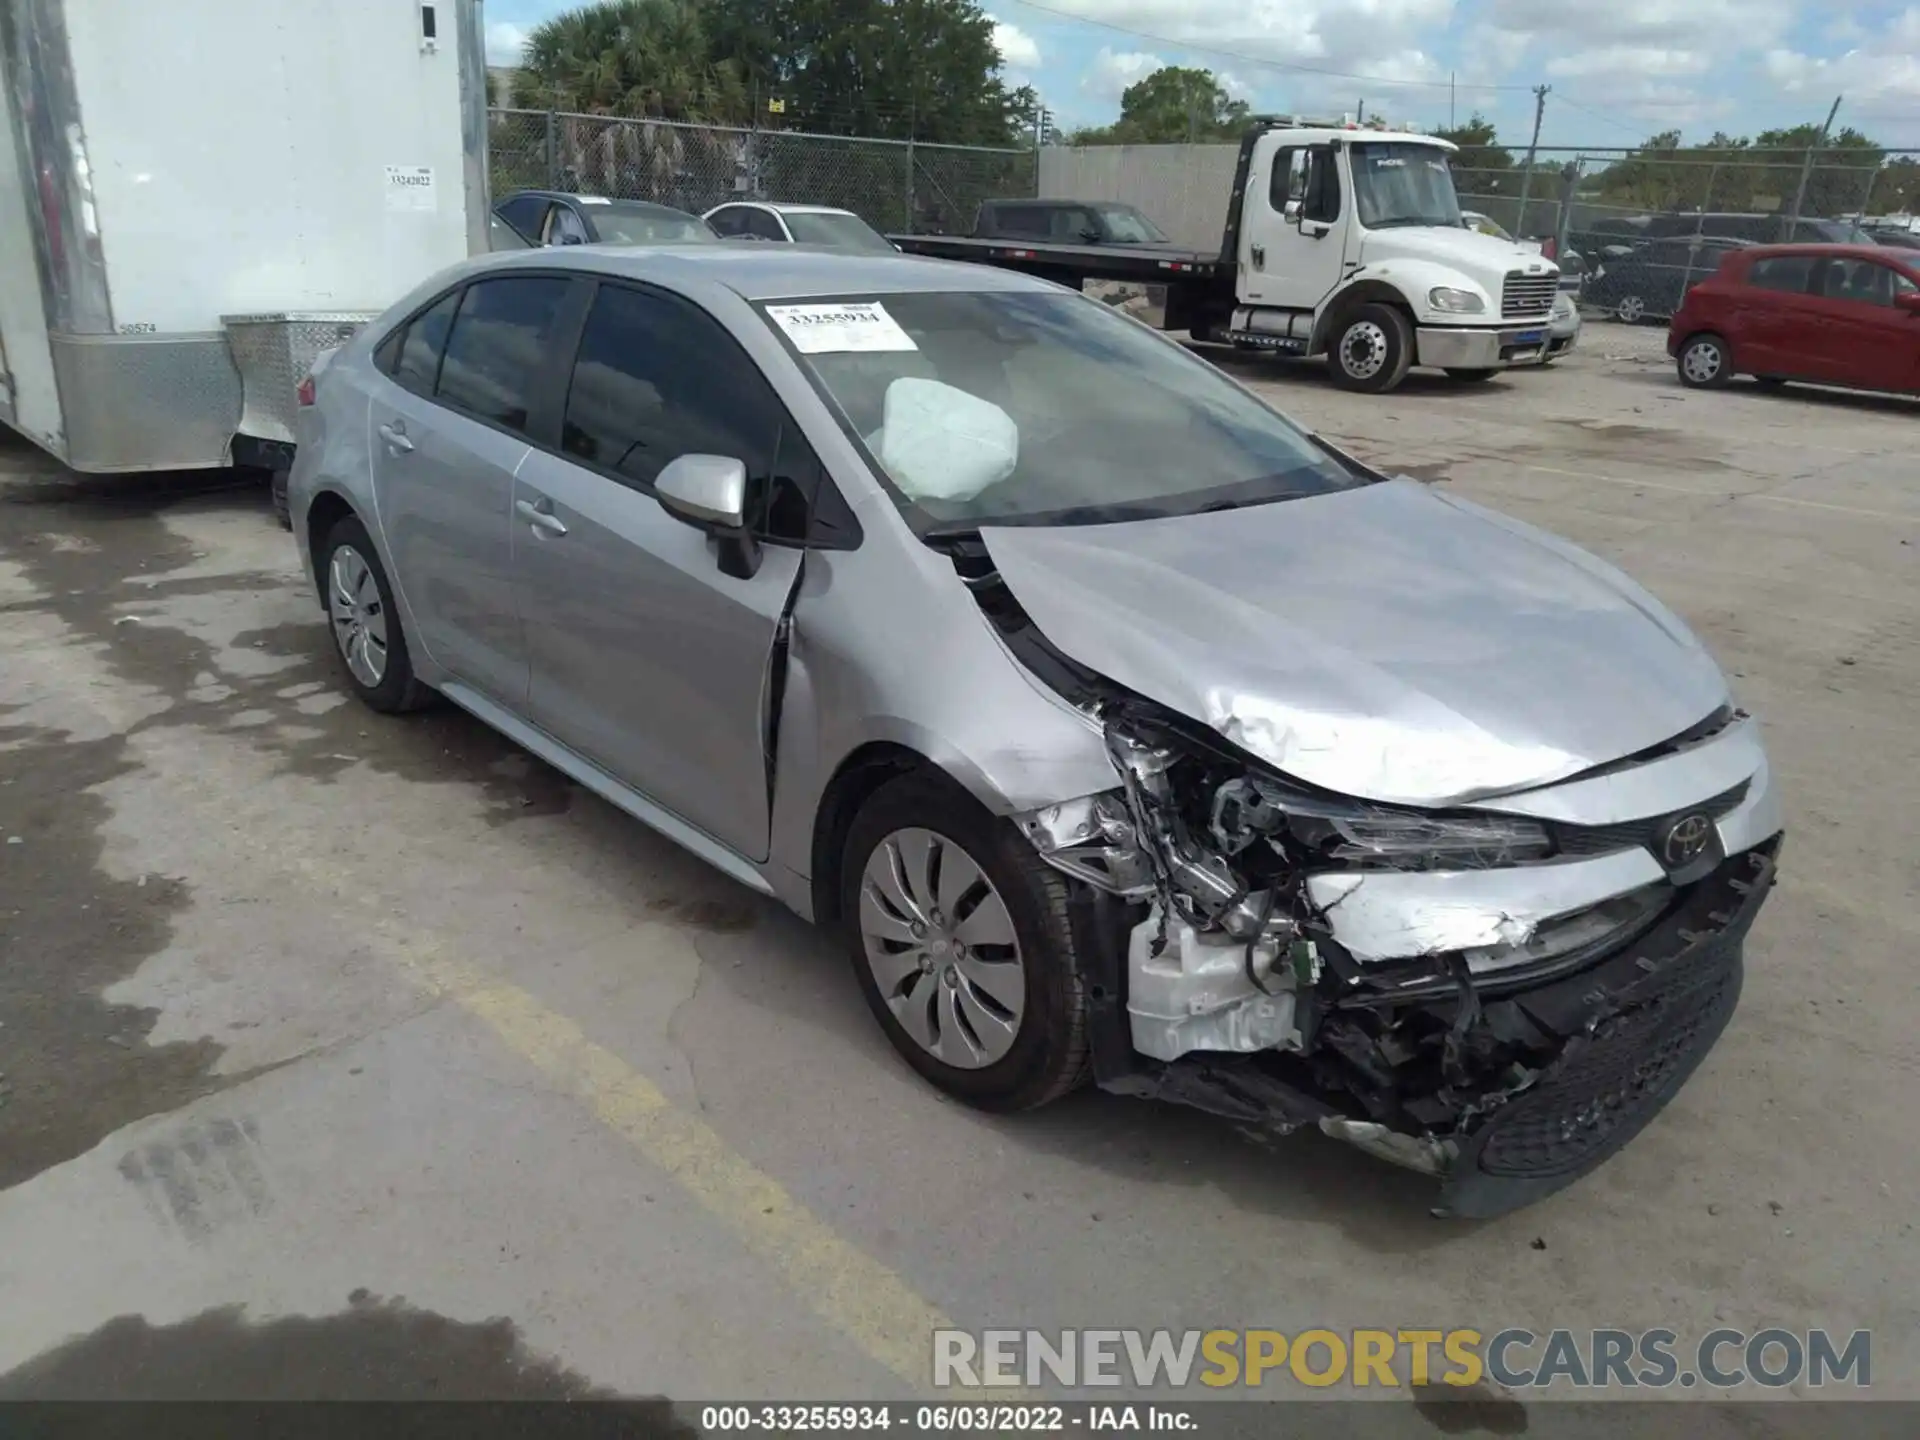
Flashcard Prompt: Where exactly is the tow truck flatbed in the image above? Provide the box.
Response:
[887,233,1223,285]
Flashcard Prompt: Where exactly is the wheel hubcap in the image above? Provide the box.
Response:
[327,544,389,688]
[1683,341,1722,383]
[1618,296,1645,322]
[859,827,1025,1070]
[1341,321,1389,380]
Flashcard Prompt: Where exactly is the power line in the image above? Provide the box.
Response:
[1004,0,1535,92]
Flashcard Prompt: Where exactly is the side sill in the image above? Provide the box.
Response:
[438,681,775,899]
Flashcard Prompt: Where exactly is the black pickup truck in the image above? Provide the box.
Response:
[893,198,1223,326]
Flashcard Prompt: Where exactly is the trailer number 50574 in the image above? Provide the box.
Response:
[117,322,157,333]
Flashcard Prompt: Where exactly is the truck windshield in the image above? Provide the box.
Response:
[1096,205,1167,243]
[760,291,1363,531]
[1352,143,1463,230]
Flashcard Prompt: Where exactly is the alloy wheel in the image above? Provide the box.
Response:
[1616,295,1647,323]
[328,544,389,689]
[858,827,1026,1069]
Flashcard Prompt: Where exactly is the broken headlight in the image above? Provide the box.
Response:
[1213,775,1551,871]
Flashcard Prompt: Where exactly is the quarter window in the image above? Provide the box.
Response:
[1747,256,1814,293]
[435,276,573,433]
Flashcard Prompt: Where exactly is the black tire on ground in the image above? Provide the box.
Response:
[270,466,293,531]
[1675,332,1733,390]
[318,514,434,714]
[1446,368,1499,382]
[1326,303,1414,394]
[841,771,1090,1113]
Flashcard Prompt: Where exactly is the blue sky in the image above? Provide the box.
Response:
[483,0,1920,151]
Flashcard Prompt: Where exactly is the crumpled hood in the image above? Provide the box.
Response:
[1360,226,1548,277]
[979,480,1729,807]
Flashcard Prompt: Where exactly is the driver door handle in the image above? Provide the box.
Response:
[1250,244,1265,268]
[378,422,414,454]
[516,496,568,537]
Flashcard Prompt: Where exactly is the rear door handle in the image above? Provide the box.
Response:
[378,422,414,454]
[515,496,568,537]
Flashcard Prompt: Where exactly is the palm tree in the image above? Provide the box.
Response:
[513,0,748,124]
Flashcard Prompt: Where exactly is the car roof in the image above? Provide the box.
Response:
[754,202,860,217]
[1737,242,1907,259]
[464,243,1057,300]
[499,190,698,217]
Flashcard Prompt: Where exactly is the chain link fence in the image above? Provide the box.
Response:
[1454,146,1920,251]
[488,108,1037,233]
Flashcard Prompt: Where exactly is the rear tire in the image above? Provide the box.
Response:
[1676,333,1732,389]
[1326,303,1414,394]
[1614,294,1649,325]
[319,515,433,714]
[841,772,1090,1112]
[1445,368,1498,382]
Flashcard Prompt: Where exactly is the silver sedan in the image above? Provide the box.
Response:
[288,246,1782,1216]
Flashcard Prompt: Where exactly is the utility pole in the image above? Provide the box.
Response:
[1514,83,1549,236]
[1449,73,1455,130]
[1786,94,1843,229]
[1356,99,1365,125]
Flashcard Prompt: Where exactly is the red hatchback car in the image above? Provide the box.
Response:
[1668,243,1920,394]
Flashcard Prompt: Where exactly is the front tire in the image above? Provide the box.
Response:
[1676,333,1732,389]
[320,515,433,714]
[1327,303,1413,393]
[841,772,1090,1112]
[1445,368,1498,382]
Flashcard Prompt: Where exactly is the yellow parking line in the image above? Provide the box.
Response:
[288,854,955,1392]
[404,940,953,1391]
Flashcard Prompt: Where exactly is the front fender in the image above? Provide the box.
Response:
[1325,261,1497,335]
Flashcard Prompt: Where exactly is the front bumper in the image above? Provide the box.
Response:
[1106,839,1779,1217]
[1416,323,1553,370]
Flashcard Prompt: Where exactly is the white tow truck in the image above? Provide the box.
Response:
[896,116,1563,393]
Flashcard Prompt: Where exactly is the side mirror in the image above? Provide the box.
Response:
[1897,290,1920,314]
[655,454,761,579]
[656,453,748,530]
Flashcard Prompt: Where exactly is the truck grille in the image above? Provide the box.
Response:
[1501,270,1558,319]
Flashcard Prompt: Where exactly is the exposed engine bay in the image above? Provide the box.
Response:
[947,531,1782,1217]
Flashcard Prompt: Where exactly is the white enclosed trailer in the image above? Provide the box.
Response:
[0,0,489,475]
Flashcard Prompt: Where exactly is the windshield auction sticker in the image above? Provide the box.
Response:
[767,301,918,354]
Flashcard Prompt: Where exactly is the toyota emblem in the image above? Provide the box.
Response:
[1661,813,1713,868]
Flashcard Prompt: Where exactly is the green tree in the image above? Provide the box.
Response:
[1072,66,1249,145]
[514,0,749,121]
[1431,114,1512,173]
[707,0,1024,144]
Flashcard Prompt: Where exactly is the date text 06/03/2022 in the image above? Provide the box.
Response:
[698,1405,1198,1432]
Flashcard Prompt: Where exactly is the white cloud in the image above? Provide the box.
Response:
[485,20,529,67]
[1217,70,1253,101]
[1044,0,1452,76]
[1083,47,1164,100]
[1763,7,1920,116]
[1480,0,1794,49]
[1546,47,1712,81]
[988,16,1042,70]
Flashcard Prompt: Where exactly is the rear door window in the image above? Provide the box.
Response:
[1747,255,1815,293]
[435,276,574,433]
[496,194,546,241]
[707,206,751,237]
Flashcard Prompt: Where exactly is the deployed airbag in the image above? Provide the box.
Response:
[877,377,1018,503]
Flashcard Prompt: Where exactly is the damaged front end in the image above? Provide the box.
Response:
[1014,701,1780,1219]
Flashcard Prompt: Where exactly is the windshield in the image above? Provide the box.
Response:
[783,211,896,252]
[1352,143,1462,230]
[1800,218,1875,245]
[1096,205,1167,243]
[591,205,716,245]
[761,291,1364,531]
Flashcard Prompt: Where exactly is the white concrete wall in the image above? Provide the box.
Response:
[1038,143,1239,251]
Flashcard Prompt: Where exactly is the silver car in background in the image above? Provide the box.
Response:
[288,247,1781,1217]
